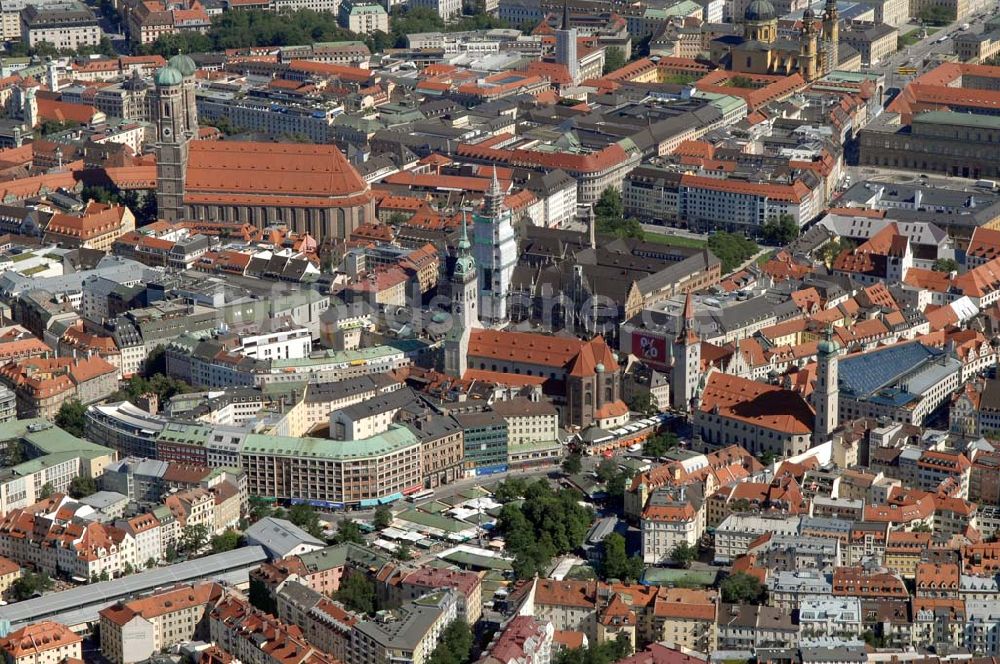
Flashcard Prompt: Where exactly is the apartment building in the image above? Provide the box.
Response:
[0,622,82,664]
[99,583,226,664]
[211,596,338,664]
[20,0,99,48]
[348,591,458,664]
[275,580,358,662]
[338,0,388,34]
[240,426,423,507]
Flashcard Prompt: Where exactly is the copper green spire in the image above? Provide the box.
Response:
[458,210,471,252]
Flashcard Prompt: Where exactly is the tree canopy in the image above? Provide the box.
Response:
[643,432,679,458]
[707,232,759,273]
[69,475,98,499]
[374,505,393,530]
[55,400,87,438]
[761,215,800,246]
[720,571,764,603]
[670,541,697,568]
[211,529,241,553]
[556,634,633,664]
[336,573,376,614]
[11,571,53,601]
[932,258,959,273]
[288,503,324,539]
[562,452,583,475]
[332,519,365,545]
[603,47,625,75]
[427,621,473,664]
[108,373,194,407]
[601,533,644,582]
[497,479,594,579]
[594,188,643,239]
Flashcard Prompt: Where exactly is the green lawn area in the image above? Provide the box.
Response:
[899,27,938,48]
[642,232,707,249]
[661,73,700,85]
[756,249,776,267]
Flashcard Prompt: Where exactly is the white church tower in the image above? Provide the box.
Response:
[671,292,701,411]
[474,167,517,327]
[444,213,480,377]
[813,325,840,443]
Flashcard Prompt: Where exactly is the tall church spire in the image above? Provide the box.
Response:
[458,210,471,251]
[562,0,569,29]
[813,323,840,443]
[671,292,701,411]
[484,165,504,218]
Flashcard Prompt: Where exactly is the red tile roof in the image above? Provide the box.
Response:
[699,372,814,435]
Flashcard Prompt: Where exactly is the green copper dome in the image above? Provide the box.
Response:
[745,0,776,21]
[154,66,183,87]
[455,255,476,278]
[168,54,197,77]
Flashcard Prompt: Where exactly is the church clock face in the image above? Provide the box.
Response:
[162,126,173,138]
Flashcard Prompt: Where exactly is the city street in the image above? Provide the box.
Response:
[869,9,997,90]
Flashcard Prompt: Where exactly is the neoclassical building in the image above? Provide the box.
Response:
[151,55,374,239]
[710,0,840,81]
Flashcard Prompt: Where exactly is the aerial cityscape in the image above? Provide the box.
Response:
[0,0,996,662]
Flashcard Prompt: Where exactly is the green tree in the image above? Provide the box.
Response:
[166,544,178,562]
[720,571,764,603]
[707,232,759,273]
[99,569,110,581]
[39,482,54,499]
[911,522,932,533]
[562,452,583,475]
[287,503,324,539]
[211,528,240,553]
[757,450,777,467]
[670,541,697,569]
[123,562,134,576]
[761,214,800,246]
[332,519,365,545]
[932,258,959,273]
[248,496,274,523]
[365,30,394,53]
[394,542,412,560]
[497,480,594,579]
[596,458,619,483]
[39,119,80,136]
[55,399,87,437]
[627,392,655,416]
[68,475,97,499]
[729,75,754,88]
[605,467,634,499]
[427,621,473,664]
[492,477,529,503]
[819,237,849,266]
[10,571,53,600]
[556,635,632,664]
[335,573,376,614]
[146,557,157,569]
[601,533,644,582]
[603,47,625,75]
[593,188,644,239]
[643,433,678,458]
[374,505,393,530]
[181,523,209,553]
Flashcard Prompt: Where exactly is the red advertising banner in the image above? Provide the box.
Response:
[632,332,667,365]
